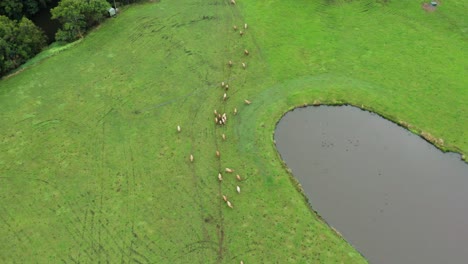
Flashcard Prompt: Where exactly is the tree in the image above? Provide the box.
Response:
[0,0,52,20]
[51,0,110,42]
[0,15,46,76]
[0,0,24,20]
[16,16,48,58]
[0,16,16,74]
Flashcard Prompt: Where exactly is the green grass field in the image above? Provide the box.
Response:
[0,0,466,262]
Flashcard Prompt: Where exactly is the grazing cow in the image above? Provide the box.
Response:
[216,150,220,158]
[190,154,194,162]
[234,108,237,115]
[225,168,234,173]
[236,174,242,181]
[242,62,246,69]
[244,49,249,55]
[240,261,244,264]
[215,117,218,124]
[228,60,233,67]
[230,0,236,5]
[227,200,233,208]
[223,93,227,101]
[223,195,228,202]
[233,25,238,30]
[218,173,223,181]
[214,109,218,116]
[244,99,251,105]
[236,186,241,193]
[239,31,244,36]
[244,23,247,29]
[177,125,181,132]
[222,133,226,140]
[221,81,225,87]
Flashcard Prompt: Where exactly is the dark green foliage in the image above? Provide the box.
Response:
[17,15,48,54]
[0,0,52,20]
[0,1,22,19]
[0,15,46,76]
[51,0,110,42]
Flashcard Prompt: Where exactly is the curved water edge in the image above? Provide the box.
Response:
[276,102,466,163]
[274,105,468,264]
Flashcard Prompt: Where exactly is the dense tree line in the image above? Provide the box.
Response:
[0,15,46,75]
[0,0,53,20]
[51,0,110,42]
[0,0,147,77]
[0,1,51,77]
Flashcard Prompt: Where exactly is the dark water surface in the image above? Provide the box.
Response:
[274,106,468,264]
[30,1,60,44]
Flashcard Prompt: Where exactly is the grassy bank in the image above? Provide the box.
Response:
[0,0,466,262]
[3,41,83,79]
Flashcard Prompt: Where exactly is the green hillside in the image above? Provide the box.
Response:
[0,0,466,262]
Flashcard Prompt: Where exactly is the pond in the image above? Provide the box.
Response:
[274,106,468,264]
[30,0,60,44]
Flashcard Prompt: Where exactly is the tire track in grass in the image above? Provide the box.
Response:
[0,206,30,259]
[61,208,95,262]
[128,147,137,263]
[122,143,156,263]
[79,118,113,262]
[77,205,89,262]
[121,145,132,264]
[214,139,226,264]
[117,2,238,262]
[23,178,92,262]
[130,1,241,262]
[127,149,157,264]
[207,1,244,261]
[71,99,133,260]
[219,0,271,259]
[211,90,225,263]
[97,217,128,258]
[89,204,99,259]
[187,98,211,243]
[138,234,168,261]
[215,1,254,261]
[176,76,222,261]
[97,121,107,262]
[62,188,107,263]
[1,176,93,262]
[213,1,244,261]
[124,144,143,263]
[166,85,216,263]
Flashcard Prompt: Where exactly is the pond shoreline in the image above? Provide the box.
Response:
[274,104,468,264]
[273,102,466,163]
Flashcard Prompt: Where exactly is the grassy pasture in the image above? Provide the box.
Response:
[0,0,466,263]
